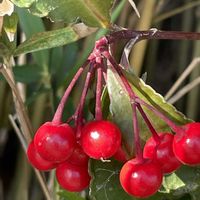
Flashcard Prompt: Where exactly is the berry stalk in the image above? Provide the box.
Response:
[95,65,103,121]
[135,98,184,134]
[52,61,89,124]
[76,65,94,138]
[103,51,143,161]
[136,104,160,144]
[131,101,144,162]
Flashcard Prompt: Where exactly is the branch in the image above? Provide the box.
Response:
[107,29,200,44]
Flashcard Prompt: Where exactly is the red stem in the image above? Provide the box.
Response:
[76,65,94,138]
[103,51,144,161]
[52,61,89,124]
[107,30,200,45]
[131,102,144,162]
[95,65,103,121]
[135,98,184,134]
[136,104,160,144]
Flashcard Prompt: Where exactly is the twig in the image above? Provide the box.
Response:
[107,30,200,44]
[8,114,52,200]
[168,76,200,104]
[0,64,32,142]
[127,0,140,18]
[8,114,27,151]
[1,63,52,200]
[165,57,200,100]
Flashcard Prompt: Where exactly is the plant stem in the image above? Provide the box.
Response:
[107,30,200,44]
[136,104,160,144]
[0,64,32,142]
[104,51,161,145]
[8,115,52,200]
[131,102,143,162]
[103,49,183,133]
[103,52,144,160]
[52,60,89,124]
[95,65,103,121]
[76,65,94,138]
[135,98,183,134]
[103,51,136,99]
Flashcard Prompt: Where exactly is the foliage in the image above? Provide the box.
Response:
[0,1,200,200]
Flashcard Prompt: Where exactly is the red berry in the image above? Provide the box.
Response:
[113,146,128,162]
[34,122,76,163]
[27,141,57,171]
[120,158,163,198]
[173,122,200,165]
[81,120,121,159]
[68,142,89,166]
[143,133,181,174]
[56,162,91,192]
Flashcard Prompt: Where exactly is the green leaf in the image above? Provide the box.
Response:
[90,159,135,200]
[106,68,191,155]
[101,86,110,119]
[14,24,96,56]
[0,64,42,83]
[57,189,85,200]
[13,64,43,83]
[0,30,15,57]
[11,0,115,28]
[3,12,18,35]
[90,159,200,200]
[162,166,200,198]
[16,8,49,68]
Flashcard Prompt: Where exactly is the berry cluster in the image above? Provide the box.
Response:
[26,34,200,198]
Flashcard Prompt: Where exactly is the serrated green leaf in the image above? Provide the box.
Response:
[162,166,200,197]
[162,173,185,193]
[106,68,191,155]
[11,0,115,28]
[14,24,96,56]
[159,166,200,199]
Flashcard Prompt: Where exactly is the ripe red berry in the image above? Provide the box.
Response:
[81,120,121,159]
[173,122,200,165]
[27,141,57,171]
[120,158,163,198]
[68,142,89,166]
[113,146,128,162]
[34,122,76,163]
[56,162,91,192]
[143,133,181,174]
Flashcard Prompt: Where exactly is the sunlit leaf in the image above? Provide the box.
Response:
[14,23,96,56]
[11,0,115,28]
[106,68,191,155]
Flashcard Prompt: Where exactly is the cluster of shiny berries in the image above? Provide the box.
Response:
[120,122,200,198]
[27,120,122,192]
[26,36,200,198]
